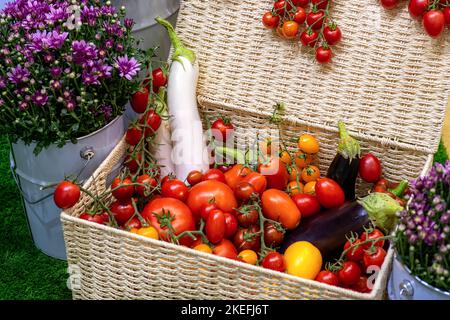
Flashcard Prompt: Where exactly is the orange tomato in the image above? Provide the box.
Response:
[242,171,267,195]
[287,181,304,195]
[261,189,301,230]
[259,137,279,157]
[301,165,320,183]
[193,244,213,254]
[279,150,292,165]
[238,250,258,265]
[298,134,319,154]
[224,164,252,190]
[288,166,300,182]
[130,228,139,234]
[137,226,159,240]
[276,26,286,38]
[294,151,316,169]
[281,21,299,39]
[304,181,317,195]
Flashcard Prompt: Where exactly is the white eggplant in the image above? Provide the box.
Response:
[152,108,175,177]
[156,17,209,181]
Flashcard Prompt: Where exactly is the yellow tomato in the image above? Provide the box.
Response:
[294,151,316,169]
[130,228,139,234]
[304,181,317,195]
[301,165,320,183]
[193,244,213,254]
[137,226,159,240]
[284,241,322,280]
[286,181,304,195]
[238,250,258,265]
[279,150,292,165]
[298,134,319,154]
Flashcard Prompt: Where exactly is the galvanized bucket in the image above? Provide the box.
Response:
[388,254,450,300]
[9,116,125,260]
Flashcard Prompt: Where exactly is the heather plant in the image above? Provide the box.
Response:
[0,0,142,154]
[396,161,450,292]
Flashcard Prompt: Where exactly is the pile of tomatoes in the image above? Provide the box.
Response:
[262,0,341,64]
[381,0,450,38]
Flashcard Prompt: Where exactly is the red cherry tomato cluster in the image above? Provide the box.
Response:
[315,227,387,293]
[262,0,342,64]
[381,0,450,38]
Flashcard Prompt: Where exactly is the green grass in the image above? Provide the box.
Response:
[0,135,71,300]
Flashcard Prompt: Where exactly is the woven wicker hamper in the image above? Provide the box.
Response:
[61,0,449,299]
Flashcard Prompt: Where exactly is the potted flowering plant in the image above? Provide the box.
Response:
[389,161,450,300]
[0,0,142,259]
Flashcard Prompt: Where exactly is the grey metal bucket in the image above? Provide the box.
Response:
[388,254,450,300]
[9,116,125,260]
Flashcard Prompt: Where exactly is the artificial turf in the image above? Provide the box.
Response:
[0,135,448,300]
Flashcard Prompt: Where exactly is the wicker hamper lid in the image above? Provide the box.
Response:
[173,0,450,155]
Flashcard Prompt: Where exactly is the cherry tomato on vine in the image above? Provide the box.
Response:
[337,261,361,286]
[233,225,261,252]
[194,243,213,254]
[291,193,321,218]
[344,239,365,262]
[315,178,345,209]
[444,7,450,28]
[292,0,309,7]
[200,202,219,221]
[201,168,227,184]
[423,9,445,38]
[300,29,319,47]
[298,134,320,154]
[136,176,158,196]
[187,170,203,186]
[211,118,234,142]
[54,181,80,209]
[303,181,317,195]
[80,212,109,225]
[315,46,332,64]
[224,164,252,190]
[301,165,320,183]
[161,179,189,202]
[292,7,307,25]
[380,0,399,9]
[350,276,372,293]
[236,205,259,228]
[224,212,238,238]
[110,199,135,226]
[264,222,285,247]
[258,157,289,191]
[282,21,300,39]
[242,172,267,195]
[312,0,332,10]
[315,270,339,286]
[139,109,162,137]
[323,25,342,45]
[216,165,231,173]
[111,177,135,201]
[137,226,159,240]
[130,87,149,114]
[213,239,238,259]
[262,11,280,29]
[238,249,258,265]
[359,153,382,183]
[307,10,325,30]
[408,0,429,19]
[125,127,143,146]
[234,181,256,202]
[360,228,385,249]
[363,247,387,271]
[286,180,304,196]
[273,0,292,16]
[262,252,286,272]
[206,209,226,244]
[152,68,167,89]
[125,217,142,230]
[161,174,174,186]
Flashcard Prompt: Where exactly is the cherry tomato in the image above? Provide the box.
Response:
[142,197,196,246]
[307,10,325,30]
[315,46,332,64]
[224,164,252,190]
[234,181,256,202]
[202,168,227,184]
[233,225,261,252]
[194,243,213,254]
[125,217,142,230]
[137,226,159,240]
[286,180,304,195]
[111,177,135,201]
[294,151,316,169]
[288,166,300,182]
[380,0,399,9]
[281,21,299,39]
[206,209,226,244]
[301,165,320,183]
[110,199,135,226]
[359,153,382,183]
[323,25,342,45]
[160,174,174,186]
[312,0,331,10]
[315,178,345,209]
[264,222,285,247]
[344,239,365,262]
[258,157,289,190]
[284,241,323,280]
[279,150,292,165]
[292,7,307,25]
[54,181,80,209]
[423,9,445,38]
[79,212,109,225]
[261,189,301,230]
[124,152,142,174]
[291,193,321,218]
[211,118,234,142]
[444,7,450,28]
[161,179,188,202]
[303,181,317,195]
[315,270,339,286]
[360,228,385,249]
[273,0,291,15]
[242,172,267,195]
[363,247,387,271]
[200,202,219,221]
[298,134,320,154]
[187,170,203,186]
[292,0,309,6]
[262,11,280,29]
[350,276,372,293]
[125,127,143,146]
[224,212,238,238]
[187,180,238,217]
[130,87,149,113]
[238,249,258,265]
[213,239,238,259]
[135,174,158,197]
[216,165,231,173]
[235,205,259,228]
[408,0,429,18]
[337,261,361,286]
[300,29,319,47]
[152,68,167,89]
[139,109,162,137]
[262,252,286,272]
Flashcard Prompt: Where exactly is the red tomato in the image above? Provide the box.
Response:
[312,0,331,10]
[423,9,445,38]
[224,212,238,238]
[224,164,252,190]
[363,247,387,271]
[315,46,332,64]
[125,127,143,146]
[359,153,382,183]
[187,170,203,186]
[380,0,399,9]
[258,157,289,191]
[110,199,135,226]
[344,239,365,262]
[235,205,259,228]
[206,209,226,244]
[242,172,267,195]
[306,10,325,30]
[234,181,256,202]
[135,174,158,197]
[211,118,234,142]
[273,0,291,15]
[213,239,238,260]
[291,194,321,218]
[262,252,286,272]
[350,276,372,293]
[292,7,307,24]
[200,202,219,221]
[360,229,385,249]
[79,212,109,225]
[187,180,238,217]
[408,0,429,18]
[261,189,301,230]
[124,152,142,174]
[315,178,345,209]
[130,87,149,113]
[152,68,167,89]
[139,109,162,137]
[216,165,231,173]
[201,168,226,184]
[337,261,361,286]
[315,270,339,286]
[264,222,285,247]
[233,225,261,252]
[323,25,342,45]
[161,179,189,202]
[142,197,196,246]
[292,0,309,6]
[444,7,450,28]
[160,174,174,186]
[54,181,80,209]
[300,29,319,47]
[111,177,135,201]
[262,11,280,29]
[125,217,142,230]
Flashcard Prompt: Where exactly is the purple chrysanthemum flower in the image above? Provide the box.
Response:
[7,64,30,84]
[32,90,49,107]
[124,18,135,30]
[45,3,70,23]
[103,22,124,37]
[28,30,68,52]
[66,100,76,111]
[81,5,99,26]
[100,104,113,121]
[100,5,116,16]
[0,76,6,89]
[82,69,100,86]
[104,39,114,49]
[115,55,140,80]
[18,101,28,111]
[72,40,98,65]
[50,67,62,78]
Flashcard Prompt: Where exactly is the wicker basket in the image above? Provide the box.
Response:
[61,0,449,299]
